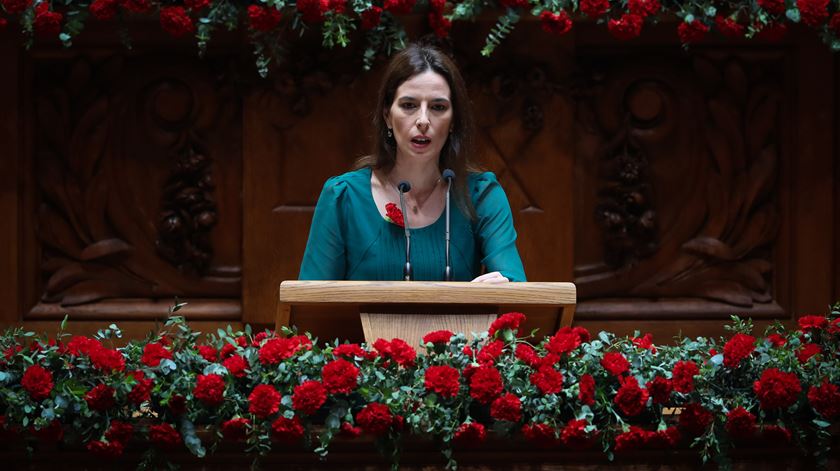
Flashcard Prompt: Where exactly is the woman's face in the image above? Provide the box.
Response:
[385,70,453,166]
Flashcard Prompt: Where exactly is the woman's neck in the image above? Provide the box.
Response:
[388,159,440,192]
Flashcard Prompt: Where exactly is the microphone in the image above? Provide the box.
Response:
[442,169,455,281]
[397,180,412,281]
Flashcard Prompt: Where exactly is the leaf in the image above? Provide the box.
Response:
[682,236,736,261]
[180,418,206,458]
[79,238,133,261]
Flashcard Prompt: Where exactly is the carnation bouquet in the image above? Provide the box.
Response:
[0,302,838,470]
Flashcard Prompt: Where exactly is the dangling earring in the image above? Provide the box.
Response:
[387,128,393,138]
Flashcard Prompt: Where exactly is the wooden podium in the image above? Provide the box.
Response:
[276,281,576,346]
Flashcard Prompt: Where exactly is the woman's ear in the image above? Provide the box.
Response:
[382,108,391,129]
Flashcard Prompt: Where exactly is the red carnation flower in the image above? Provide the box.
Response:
[758,21,788,40]
[678,19,709,45]
[723,333,755,368]
[120,0,153,14]
[469,364,504,403]
[725,406,757,440]
[491,393,522,422]
[453,421,486,446]
[387,338,416,367]
[423,330,453,345]
[798,315,828,331]
[608,13,644,41]
[356,403,393,435]
[184,0,210,10]
[754,368,802,410]
[197,345,218,362]
[714,15,745,38]
[220,342,237,359]
[90,0,118,21]
[678,403,713,436]
[808,379,840,418]
[578,373,595,405]
[830,13,840,36]
[259,337,302,365]
[579,0,609,18]
[614,376,649,416]
[648,426,681,448]
[477,339,504,364]
[222,354,248,377]
[671,360,699,393]
[86,440,124,458]
[160,6,195,38]
[766,333,787,347]
[33,2,63,38]
[21,364,53,401]
[297,0,329,22]
[539,11,573,36]
[560,419,595,449]
[601,352,630,377]
[194,374,226,406]
[142,342,172,367]
[646,376,672,405]
[384,204,404,229]
[515,343,540,367]
[383,0,415,14]
[85,384,116,411]
[148,423,181,450]
[360,6,382,30]
[89,347,125,373]
[522,423,557,447]
[271,416,304,442]
[546,327,582,355]
[221,417,250,441]
[628,0,659,17]
[530,365,564,395]
[758,0,785,14]
[105,420,134,443]
[796,343,821,364]
[428,12,451,38]
[128,371,153,405]
[631,333,656,352]
[332,343,367,359]
[339,421,362,437]
[322,358,360,394]
[292,380,327,415]
[424,365,461,398]
[1,0,31,14]
[247,5,282,32]
[488,312,526,337]
[248,384,281,418]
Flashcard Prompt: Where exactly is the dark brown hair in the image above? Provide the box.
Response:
[355,43,480,219]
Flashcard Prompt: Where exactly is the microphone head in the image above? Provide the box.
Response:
[442,169,455,181]
[397,180,411,192]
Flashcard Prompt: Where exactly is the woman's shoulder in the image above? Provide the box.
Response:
[467,171,501,197]
[320,167,371,193]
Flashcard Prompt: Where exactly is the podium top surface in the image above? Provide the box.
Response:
[279,281,576,306]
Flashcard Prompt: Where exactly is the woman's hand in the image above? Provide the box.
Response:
[470,271,509,283]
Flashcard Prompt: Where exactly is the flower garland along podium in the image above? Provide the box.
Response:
[276,280,577,346]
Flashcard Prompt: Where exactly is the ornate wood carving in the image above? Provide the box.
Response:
[32,54,242,309]
[575,52,783,309]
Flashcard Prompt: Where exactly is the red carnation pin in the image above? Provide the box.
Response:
[384,202,404,228]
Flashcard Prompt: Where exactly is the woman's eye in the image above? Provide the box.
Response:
[400,102,417,110]
[432,104,449,112]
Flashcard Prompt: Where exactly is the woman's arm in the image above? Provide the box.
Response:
[298,178,347,280]
[472,173,527,282]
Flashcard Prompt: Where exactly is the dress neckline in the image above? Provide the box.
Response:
[364,167,445,231]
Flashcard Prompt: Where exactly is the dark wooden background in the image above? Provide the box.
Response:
[0,18,836,343]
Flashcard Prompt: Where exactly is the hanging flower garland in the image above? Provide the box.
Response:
[2,0,840,76]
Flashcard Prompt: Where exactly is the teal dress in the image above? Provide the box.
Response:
[298,167,526,282]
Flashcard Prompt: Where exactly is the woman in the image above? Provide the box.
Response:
[299,43,526,283]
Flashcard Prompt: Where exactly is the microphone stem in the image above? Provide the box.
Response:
[445,178,452,281]
[399,188,412,281]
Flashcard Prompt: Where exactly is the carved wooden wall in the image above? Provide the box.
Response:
[0,22,836,341]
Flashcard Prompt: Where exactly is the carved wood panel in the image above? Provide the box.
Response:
[25,53,242,319]
[573,49,788,319]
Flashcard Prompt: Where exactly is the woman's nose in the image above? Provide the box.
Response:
[416,109,430,130]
